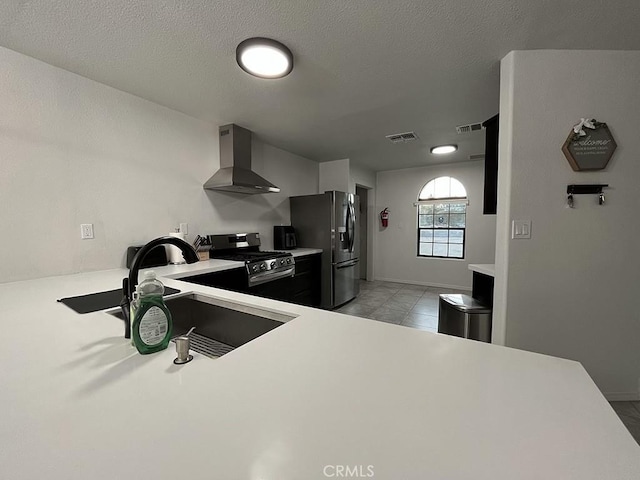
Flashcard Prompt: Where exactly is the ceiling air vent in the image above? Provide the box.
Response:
[456,122,484,134]
[386,131,419,144]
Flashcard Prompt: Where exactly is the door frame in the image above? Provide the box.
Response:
[355,184,374,281]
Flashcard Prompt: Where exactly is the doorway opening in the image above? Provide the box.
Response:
[356,185,369,280]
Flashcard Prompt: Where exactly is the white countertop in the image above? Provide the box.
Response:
[468,263,496,277]
[1,258,638,479]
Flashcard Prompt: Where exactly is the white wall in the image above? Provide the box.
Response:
[318,158,376,194]
[349,163,376,194]
[495,50,640,399]
[318,158,350,193]
[0,46,318,283]
[375,162,496,289]
[205,140,319,248]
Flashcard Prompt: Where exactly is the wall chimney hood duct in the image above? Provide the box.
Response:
[203,124,280,194]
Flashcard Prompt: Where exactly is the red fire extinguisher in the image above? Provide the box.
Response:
[380,208,390,228]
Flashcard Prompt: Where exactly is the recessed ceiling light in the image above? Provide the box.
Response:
[430,145,458,155]
[236,38,293,79]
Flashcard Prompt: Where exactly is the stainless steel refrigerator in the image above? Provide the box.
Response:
[290,191,359,309]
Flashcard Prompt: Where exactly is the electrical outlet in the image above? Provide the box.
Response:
[179,223,188,235]
[81,224,94,239]
[511,220,531,239]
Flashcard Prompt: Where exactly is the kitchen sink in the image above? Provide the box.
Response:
[109,293,296,357]
[58,286,181,314]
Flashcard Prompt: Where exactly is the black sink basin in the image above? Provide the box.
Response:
[58,287,180,314]
[109,293,296,357]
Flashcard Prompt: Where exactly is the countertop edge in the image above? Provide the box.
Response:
[149,248,323,279]
[468,263,495,277]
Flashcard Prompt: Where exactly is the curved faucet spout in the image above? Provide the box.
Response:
[120,236,198,338]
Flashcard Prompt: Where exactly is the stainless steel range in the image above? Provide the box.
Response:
[199,233,295,286]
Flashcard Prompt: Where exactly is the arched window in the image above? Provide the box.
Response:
[417,176,468,259]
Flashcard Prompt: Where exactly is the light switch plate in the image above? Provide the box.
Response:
[179,223,188,235]
[512,220,531,239]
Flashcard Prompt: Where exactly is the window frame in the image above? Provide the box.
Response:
[416,177,468,260]
[416,223,466,259]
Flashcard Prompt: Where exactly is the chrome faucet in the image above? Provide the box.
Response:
[120,236,199,338]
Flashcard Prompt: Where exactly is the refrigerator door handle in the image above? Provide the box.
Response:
[347,202,356,253]
[345,203,352,252]
[336,259,359,269]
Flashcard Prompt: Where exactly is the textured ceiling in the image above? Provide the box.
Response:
[1,1,639,171]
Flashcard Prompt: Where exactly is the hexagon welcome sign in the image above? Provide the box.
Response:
[562,118,617,171]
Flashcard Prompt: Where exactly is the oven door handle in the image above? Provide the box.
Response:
[248,267,295,286]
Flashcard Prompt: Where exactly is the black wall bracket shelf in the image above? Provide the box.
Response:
[566,184,608,207]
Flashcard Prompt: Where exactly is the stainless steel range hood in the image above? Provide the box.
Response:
[204,124,280,194]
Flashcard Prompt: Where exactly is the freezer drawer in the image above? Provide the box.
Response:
[332,259,360,308]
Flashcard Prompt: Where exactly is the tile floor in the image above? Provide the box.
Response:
[335,279,466,333]
[338,280,640,446]
[336,280,469,332]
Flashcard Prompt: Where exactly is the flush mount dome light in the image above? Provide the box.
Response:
[236,38,293,79]
[430,145,458,155]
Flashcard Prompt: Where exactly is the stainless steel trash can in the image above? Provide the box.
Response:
[438,294,492,342]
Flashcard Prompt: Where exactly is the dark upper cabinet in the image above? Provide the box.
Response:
[482,114,499,215]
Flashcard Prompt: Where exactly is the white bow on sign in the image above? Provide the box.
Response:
[573,118,596,137]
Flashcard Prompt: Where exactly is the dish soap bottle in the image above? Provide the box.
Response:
[132,271,172,354]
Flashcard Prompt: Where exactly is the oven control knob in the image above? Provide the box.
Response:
[259,263,267,271]
[270,261,276,268]
[251,264,259,273]
[279,259,285,265]
[286,258,292,264]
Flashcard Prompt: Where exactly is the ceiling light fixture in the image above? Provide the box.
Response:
[236,37,293,79]
[430,145,458,155]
